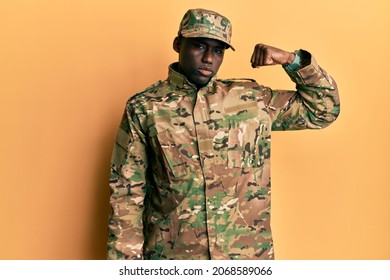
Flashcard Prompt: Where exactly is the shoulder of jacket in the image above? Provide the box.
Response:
[127,79,170,105]
[216,78,263,91]
[123,80,168,114]
[128,80,165,101]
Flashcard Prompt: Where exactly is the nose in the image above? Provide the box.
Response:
[201,48,213,64]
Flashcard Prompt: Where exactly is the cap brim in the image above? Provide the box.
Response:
[181,32,235,51]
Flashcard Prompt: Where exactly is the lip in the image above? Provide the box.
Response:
[198,68,213,76]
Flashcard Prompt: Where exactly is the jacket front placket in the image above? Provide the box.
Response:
[192,84,220,255]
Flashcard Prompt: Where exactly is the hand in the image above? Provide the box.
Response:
[250,43,295,68]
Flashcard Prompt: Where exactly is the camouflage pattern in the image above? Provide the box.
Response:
[107,50,340,260]
[178,8,235,51]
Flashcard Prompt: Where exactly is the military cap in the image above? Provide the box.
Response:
[178,8,235,51]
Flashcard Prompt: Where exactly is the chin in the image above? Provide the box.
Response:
[195,78,211,87]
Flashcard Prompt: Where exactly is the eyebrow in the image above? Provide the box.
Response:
[192,38,226,49]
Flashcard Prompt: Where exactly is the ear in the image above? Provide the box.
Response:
[173,36,181,53]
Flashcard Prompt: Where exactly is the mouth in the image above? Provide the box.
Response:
[198,67,213,77]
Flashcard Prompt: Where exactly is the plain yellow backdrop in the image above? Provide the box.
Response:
[0,0,389,259]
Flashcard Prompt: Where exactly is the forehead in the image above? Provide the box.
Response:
[185,37,227,48]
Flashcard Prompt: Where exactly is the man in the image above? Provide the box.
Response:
[107,8,340,260]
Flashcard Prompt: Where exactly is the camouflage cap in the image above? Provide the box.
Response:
[178,8,235,51]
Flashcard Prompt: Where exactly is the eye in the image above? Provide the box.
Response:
[193,43,206,50]
[214,47,225,55]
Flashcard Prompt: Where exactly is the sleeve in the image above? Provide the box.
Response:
[263,50,340,131]
[107,105,148,260]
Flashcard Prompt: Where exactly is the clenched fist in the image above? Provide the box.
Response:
[251,44,295,68]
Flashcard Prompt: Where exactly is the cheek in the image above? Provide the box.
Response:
[185,56,201,71]
[181,51,195,63]
[214,57,224,70]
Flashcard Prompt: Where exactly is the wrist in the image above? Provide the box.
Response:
[284,52,295,66]
[283,50,301,71]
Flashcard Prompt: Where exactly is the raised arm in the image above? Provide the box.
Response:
[251,44,340,130]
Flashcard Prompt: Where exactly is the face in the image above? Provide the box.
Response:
[173,36,226,88]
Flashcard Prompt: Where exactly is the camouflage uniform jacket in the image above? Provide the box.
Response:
[107,51,340,260]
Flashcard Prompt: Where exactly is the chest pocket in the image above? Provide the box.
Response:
[225,102,271,168]
[150,129,187,179]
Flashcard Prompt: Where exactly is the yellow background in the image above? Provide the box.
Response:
[1,0,389,259]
